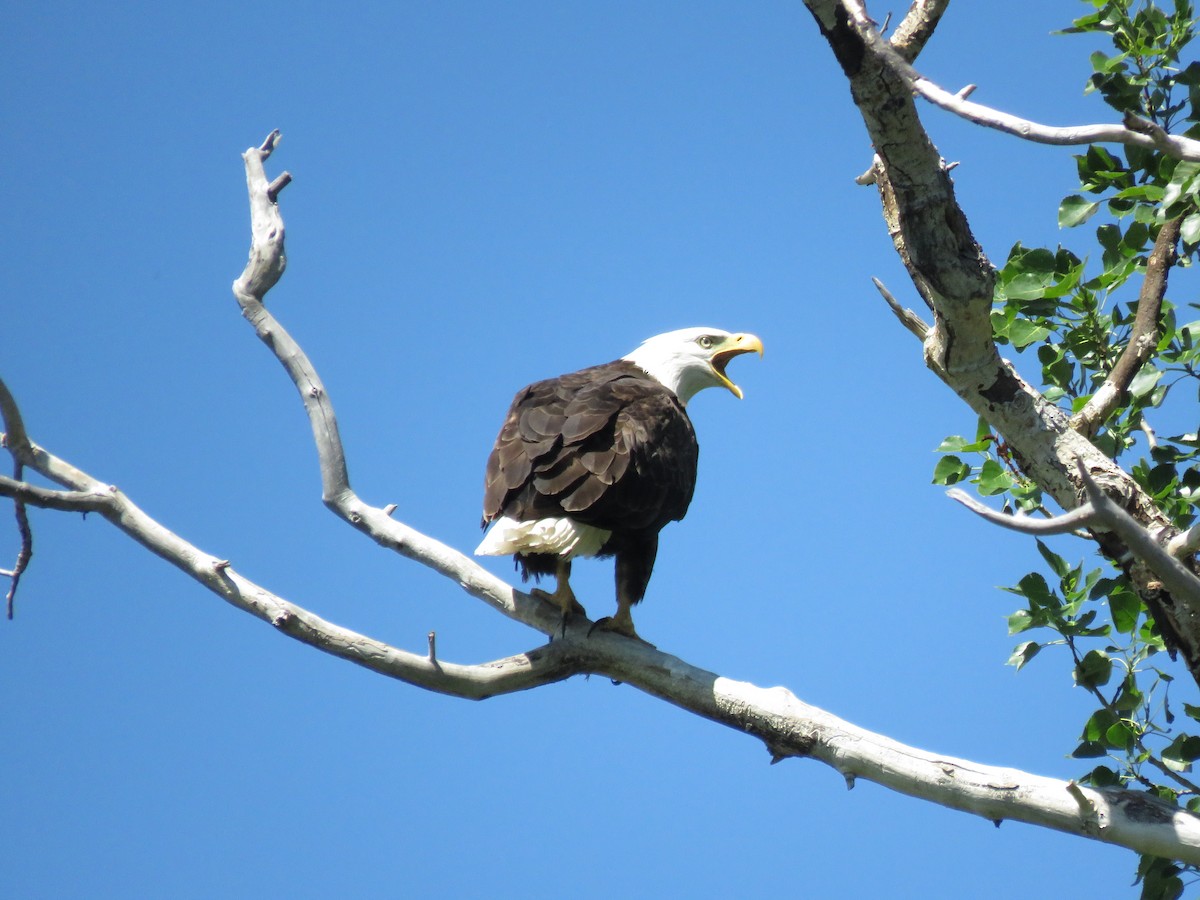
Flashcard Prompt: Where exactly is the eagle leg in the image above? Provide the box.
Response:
[588,596,655,648]
[531,558,587,636]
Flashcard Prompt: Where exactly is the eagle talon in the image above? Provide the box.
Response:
[531,586,587,637]
[588,616,655,648]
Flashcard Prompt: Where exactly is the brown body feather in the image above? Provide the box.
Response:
[481,359,698,606]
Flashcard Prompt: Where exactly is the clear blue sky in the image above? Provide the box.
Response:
[0,2,1174,897]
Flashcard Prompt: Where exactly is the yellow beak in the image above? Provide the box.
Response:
[711,333,764,399]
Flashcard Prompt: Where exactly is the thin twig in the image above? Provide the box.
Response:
[3,461,30,619]
[872,276,931,340]
[1,379,36,618]
[267,172,292,203]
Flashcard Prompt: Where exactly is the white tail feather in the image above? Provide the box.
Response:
[475,516,611,558]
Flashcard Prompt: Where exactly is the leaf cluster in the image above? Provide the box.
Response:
[936,4,1200,895]
[1064,0,1200,130]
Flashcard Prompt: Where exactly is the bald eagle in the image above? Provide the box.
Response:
[476,327,762,641]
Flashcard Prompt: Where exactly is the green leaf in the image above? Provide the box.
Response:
[1012,571,1057,608]
[1035,539,1070,578]
[1083,708,1118,742]
[976,459,1013,495]
[1135,855,1184,900]
[1129,365,1163,400]
[1007,640,1040,671]
[1184,212,1200,246]
[1007,609,1035,635]
[1163,160,1200,211]
[934,435,992,453]
[1096,222,1123,252]
[1083,764,1120,786]
[1105,719,1136,751]
[1074,649,1114,689]
[1002,277,1052,302]
[932,455,971,485]
[1007,318,1051,348]
[1059,194,1101,228]
[1071,740,1109,759]
[1113,677,1143,712]
[1109,587,1142,634]
[1162,733,1200,765]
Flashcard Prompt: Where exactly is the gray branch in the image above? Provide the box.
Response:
[4,444,1200,862]
[0,445,573,700]
[947,489,1098,536]
[950,465,1200,635]
[230,134,561,637]
[803,0,1200,683]
[887,0,949,62]
[6,127,1200,863]
[843,0,1200,162]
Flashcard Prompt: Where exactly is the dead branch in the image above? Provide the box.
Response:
[3,415,1200,860]
[6,125,1200,861]
[0,454,575,700]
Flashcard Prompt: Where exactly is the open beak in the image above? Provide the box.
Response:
[711,333,764,399]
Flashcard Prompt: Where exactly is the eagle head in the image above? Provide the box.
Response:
[623,327,763,404]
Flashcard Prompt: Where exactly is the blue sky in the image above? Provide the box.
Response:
[0,2,1180,897]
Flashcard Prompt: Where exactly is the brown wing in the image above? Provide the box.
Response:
[481,360,698,535]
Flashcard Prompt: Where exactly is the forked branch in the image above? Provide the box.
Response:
[5,128,1200,863]
[842,0,1200,162]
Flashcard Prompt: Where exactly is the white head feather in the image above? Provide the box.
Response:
[622,326,762,405]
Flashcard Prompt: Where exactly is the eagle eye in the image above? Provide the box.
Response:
[696,335,715,349]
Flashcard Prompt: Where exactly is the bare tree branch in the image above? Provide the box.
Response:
[0,377,35,617]
[5,440,1200,861]
[1,476,30,620]
[0,474,111,513]
[1170,524,1200,559]
[802,0,1200,685]
[230,134,567,638]
[871,276,931,342]
[0,377,32,461]
[6,126,1200,862]
[842,0,1200,161]
[0,449,574,700]
[950,466,1200,623]
[887,0,949,62]
[947,489,1099,536]
[1071,218,1182,437]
